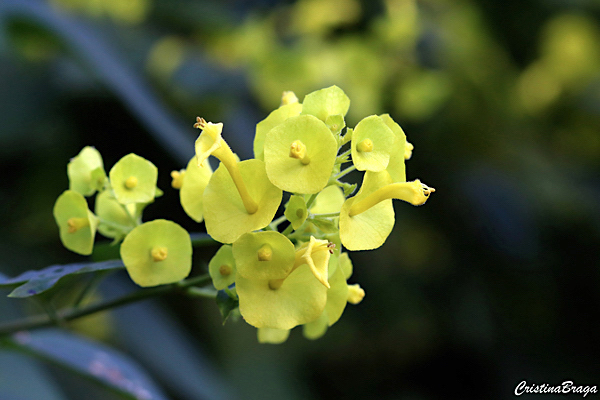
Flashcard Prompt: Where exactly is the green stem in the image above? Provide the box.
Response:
[0,274,212,337]
[336,149,351,163]
[311,212,340,218]
[336,165,356,179]
[269,215,287,230]
[281,223,294,237]
[305,193,318,210]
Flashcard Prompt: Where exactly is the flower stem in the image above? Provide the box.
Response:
[0,273,212,337]
[336,165,356,179]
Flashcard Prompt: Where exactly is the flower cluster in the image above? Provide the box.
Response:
[54,86,434,343]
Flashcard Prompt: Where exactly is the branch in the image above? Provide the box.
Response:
[0,273,212,337]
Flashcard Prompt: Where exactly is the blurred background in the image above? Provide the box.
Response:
[1,0,600,399]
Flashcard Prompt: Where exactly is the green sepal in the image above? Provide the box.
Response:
[301,85,350,123]
[284,195,308,229]
[338,182,357,197]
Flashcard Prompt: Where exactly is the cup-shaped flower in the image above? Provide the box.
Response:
[254,102,302,161]
[264,114,337,194]
[351,115,395,172]
[208,244,236,290]
[233,231,295,280]
[339,171,395,251]
[340,171,435,250]
[379,113,407,182]
[94,190,136,239]
[195,118,259,215]
[294,236,333,288]
[301,85,350,123]
[284,195,308,230]
[109,153,158,204]
[203,159,282,243]
[53,190,98,255]
[302,265,349,340]
[179,156,213,222]
[67,146,106,196]
[236,264,328,329]
[120,219,192,287]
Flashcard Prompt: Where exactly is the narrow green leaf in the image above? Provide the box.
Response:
[0,260,123,298]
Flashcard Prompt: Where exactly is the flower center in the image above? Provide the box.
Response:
[219,264,232,276]
[67,217,89,233]
[289,140,311,165]
[125,176,138,189]
[151,246,168,262]
[357,138,373,153]
[257,244,273,261]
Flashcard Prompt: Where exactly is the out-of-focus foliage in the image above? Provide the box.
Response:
[1,0,600,399]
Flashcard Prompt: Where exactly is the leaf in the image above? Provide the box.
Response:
[0,351,68,400]
[216,289,239,324]
[0,260,123,298]
[6,329,168,400]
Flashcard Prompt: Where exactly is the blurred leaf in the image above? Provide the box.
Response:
[309,217,338,233]
[0,260,123,298]
[0,351,68,400]
[4,329,168,400]
[105,275,238,400]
